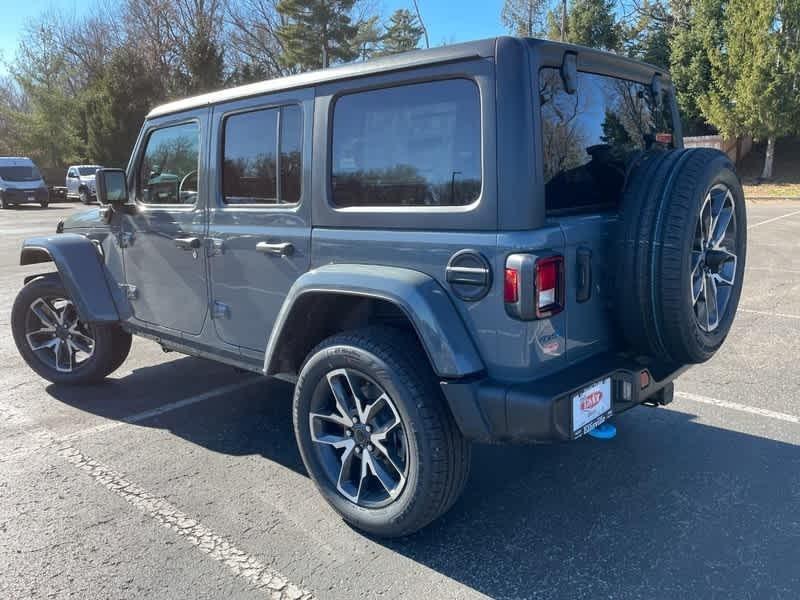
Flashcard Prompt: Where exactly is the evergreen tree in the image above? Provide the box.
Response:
[10,21,83,167]
[276,0,359,71]
[701,0,800,178]
[82,48,164,168]
[501,0,548,37]
[624,0,671,69]
[381,9,425,55]
[669,0,724,135]
[546,0,620,50]
[353,15,382,60]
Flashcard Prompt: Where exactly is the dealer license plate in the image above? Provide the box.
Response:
[572,377,612,439]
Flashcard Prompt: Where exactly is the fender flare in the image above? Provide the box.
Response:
[263,264,485,379]
[20,233,126,323]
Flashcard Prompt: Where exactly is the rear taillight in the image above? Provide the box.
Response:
[534,255,564,318]
[504,268,519,303]
[504,253,565,320]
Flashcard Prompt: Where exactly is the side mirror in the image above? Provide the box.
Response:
[96,168,128,206]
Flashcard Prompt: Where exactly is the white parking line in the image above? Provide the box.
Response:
[3,377,264,461]
[675,391,800,424]
[61,377,264,443]
[737,308,800,321]
[1,401,314,599]
[746,266,800,275]
[58,443,314,599]
[747,208,800,230]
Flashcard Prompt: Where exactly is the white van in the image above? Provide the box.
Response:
[0,157,49,209]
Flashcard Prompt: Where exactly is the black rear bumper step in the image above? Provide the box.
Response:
[440,352,687,443]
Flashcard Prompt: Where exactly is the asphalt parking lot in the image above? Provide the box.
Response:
[1,201,799,600]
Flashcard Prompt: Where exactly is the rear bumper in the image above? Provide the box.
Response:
[440,352,688,443]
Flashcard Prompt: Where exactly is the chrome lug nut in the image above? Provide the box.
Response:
[367,444,374,452]
[345,430,353,438]
[365,425,372,433]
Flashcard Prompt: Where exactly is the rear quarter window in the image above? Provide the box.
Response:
[330,78,482,208]
[540,68,675,212]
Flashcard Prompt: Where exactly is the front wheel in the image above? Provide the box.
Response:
[11,276,132,384]
[293,327,470,537]
[79,189,89,204]
[39,199,49,209]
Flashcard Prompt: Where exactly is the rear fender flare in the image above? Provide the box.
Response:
[264,264,485,379]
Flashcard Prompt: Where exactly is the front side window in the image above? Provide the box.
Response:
[138,122,200,205]
[540,68,675,212]
[331,79,482,208]
[222,105,302,205]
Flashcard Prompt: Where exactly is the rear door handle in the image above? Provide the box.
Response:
[256,241,294,257]
[576,247,592,302]
[174,236,201,250]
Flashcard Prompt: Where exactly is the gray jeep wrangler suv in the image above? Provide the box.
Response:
[12,37,746,537]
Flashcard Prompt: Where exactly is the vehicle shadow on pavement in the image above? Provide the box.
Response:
[46,356,800,598]
[45,355,307,474]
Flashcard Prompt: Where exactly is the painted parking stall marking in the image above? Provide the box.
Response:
[747,208,800,230]
[58,443,314,600]
[0,399,315,599]
[675,391,800,425]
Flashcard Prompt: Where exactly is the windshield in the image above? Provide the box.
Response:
[78,166,101,176]
[0,165,42,182]
[540,68,675,212]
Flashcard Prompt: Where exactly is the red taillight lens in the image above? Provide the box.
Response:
[535,255,563,317]
[504,268,519,303]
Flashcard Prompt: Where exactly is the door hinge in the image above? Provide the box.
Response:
[118,231,134,248]
[119,283,138,300]
[211,301,230,319]
[207,238,225,257]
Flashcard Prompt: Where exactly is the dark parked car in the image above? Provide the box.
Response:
[11,38,746,537]
[0,157,49,208]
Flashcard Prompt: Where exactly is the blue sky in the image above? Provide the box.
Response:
[0,0,507,68]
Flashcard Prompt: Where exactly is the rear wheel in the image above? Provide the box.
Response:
[1,197,8,209]
[11,276,132,384]
[294,327,470,537]
[39,199,49,208]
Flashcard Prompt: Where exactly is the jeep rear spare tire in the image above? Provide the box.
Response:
[615,148,746,364]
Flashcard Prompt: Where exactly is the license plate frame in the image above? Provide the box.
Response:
[571,377,613,439]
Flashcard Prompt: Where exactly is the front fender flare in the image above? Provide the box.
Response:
[264,264,485,379]
[20,234,125,323]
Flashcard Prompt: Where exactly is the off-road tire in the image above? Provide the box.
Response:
[11,275,132,385]
[615,148,746,363]
[294,326,470,537]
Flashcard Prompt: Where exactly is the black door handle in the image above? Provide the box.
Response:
[256,241,294,257]
[576,247,592,302]
[174,236,201,250]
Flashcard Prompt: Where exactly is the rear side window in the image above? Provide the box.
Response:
[222,105,302,205]
[540,68,675,212]
[331,79,481,208]
[138,122,200,205]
